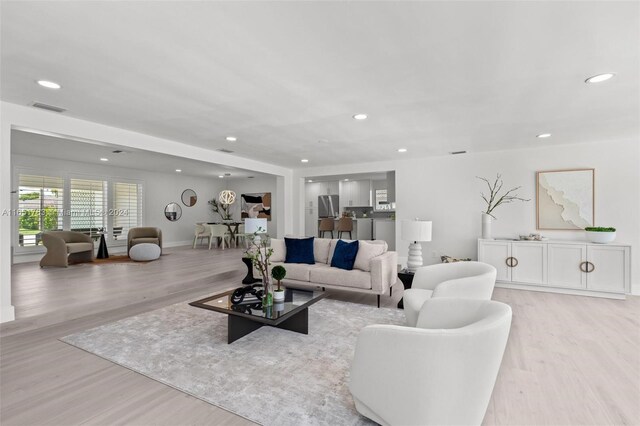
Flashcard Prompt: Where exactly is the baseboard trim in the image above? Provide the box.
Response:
[496,282,626,300]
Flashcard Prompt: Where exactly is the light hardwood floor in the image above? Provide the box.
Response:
[2,247,639,425]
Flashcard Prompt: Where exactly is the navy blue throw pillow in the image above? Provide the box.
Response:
[331,240,359,271]
[284,237,315,264]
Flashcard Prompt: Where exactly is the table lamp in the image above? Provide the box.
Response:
[401,219,432,273]
[245,218,268,245]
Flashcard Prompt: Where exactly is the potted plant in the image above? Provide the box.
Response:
[244,227,274,307]
[477,174,530,239]
[271,265,287,302]
[585,227,616,244]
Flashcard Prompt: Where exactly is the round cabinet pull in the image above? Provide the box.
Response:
[579,261,587,273]
[511,257,519,267]
[505,257,512,267]
[587,262,595,273]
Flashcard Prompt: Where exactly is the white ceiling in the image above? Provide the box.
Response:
[1,1,638,169]
[11,130,269,180]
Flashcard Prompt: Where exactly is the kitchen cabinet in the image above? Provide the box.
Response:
[305,181,339,237]
[478,239,631,298]
[340,180,371,207]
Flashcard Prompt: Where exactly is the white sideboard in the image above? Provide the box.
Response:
[478,239,631,299]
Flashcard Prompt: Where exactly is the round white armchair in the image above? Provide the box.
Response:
[349,298,512,426]
[404,261,497,327]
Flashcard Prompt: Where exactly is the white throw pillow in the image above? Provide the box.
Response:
[353,240,386,271]
[314,238,332,264]
[269,238,286,262]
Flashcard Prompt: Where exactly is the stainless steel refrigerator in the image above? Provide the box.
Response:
[318,195,339,218]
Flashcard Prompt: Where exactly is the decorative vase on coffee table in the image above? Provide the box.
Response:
[481,213,493,239]
[262,276,274,307]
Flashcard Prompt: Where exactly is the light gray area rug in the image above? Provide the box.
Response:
[61,298,406,426]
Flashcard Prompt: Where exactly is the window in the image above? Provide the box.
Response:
[70,178,108,239]
[17,174,64,247]
[113,182,142,241]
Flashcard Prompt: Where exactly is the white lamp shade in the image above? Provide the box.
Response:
[401,220,432,242]
[245,218,267,234]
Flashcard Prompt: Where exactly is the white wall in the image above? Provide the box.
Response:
[226,175,279,237]
[11,154,224,259]
[294,139,640,294]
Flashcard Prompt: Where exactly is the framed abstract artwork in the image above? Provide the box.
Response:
[536,169,594,230]
[241,192,272,221]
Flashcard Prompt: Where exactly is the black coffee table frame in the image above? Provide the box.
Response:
[189,289,327,344]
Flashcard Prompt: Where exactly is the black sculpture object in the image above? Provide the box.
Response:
[230,284,264,305]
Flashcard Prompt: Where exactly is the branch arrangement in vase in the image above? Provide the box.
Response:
[244,228,274,306]
[477,174,530,219]
[208,198,233,221]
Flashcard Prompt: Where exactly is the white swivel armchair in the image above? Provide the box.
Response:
[349,298,512,426]
[404,261,497,327]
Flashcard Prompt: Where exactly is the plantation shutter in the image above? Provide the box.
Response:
[113,182,142,241]
[70,178,107,238]
[17,174,64,247]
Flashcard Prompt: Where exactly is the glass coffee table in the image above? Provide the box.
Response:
[189,287,327,343]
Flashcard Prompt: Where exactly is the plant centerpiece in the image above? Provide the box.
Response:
[477,174,530,239]
[271,265,287,302]
[244,227,274,307]
[585,226,616,244]
[208,198,233,221]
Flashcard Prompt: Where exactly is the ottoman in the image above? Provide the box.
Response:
[129,243,161,262]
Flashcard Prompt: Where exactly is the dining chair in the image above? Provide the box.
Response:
[234,223,248,248]
[193,224,212,249]
[208,224,230,249]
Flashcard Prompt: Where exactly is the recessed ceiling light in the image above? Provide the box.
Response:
[218,175,224,178]
[226,136,237,142]
[353,113,368,120]
[37,80,61,89]
[585,73,615,84]
[308,180,313,183]
[175,169,182,173]
[99,158,109,162]
[397,148,407,153]
[344,178,350,181]
[536,133,552,138]
[301,159,309,163]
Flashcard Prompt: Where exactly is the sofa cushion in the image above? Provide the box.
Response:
[271,261,311,281]
[285,237,315,264]
[310,264,372,290]
[331,240,359,270]
[270,238,286,262]
[314,238,332,264]
[353,240,387,272]
[66,242,94,254]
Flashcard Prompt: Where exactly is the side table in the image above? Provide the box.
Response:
[397,270,415,309]
[242,257,261,285]
[97,233,109,259]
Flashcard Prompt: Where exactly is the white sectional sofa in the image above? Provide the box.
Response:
[267,238,398,307]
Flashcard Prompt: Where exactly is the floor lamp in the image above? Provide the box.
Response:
[401,219,432,273]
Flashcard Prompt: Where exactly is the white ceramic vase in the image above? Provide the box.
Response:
[481,213,493,239]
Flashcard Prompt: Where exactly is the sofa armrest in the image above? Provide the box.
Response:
[370,251,397,294]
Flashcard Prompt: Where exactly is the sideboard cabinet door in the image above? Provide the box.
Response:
[478,241,511,282]
[511,242,547,284]
[587,246,629,293]
[547,244,587,289]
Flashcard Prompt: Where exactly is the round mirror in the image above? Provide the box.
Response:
[164,202,182,221]
[181,189,197,207]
